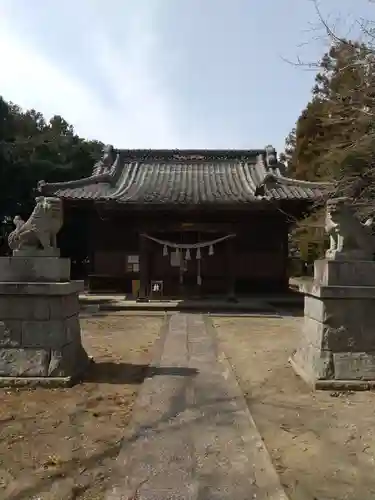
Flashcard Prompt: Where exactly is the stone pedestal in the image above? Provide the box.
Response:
[0,255,70,282]
[290,259,375,390]
[0,256,89,387]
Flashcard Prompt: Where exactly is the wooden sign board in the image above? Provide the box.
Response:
[132,279,140,298]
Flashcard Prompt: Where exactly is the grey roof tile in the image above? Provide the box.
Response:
[40,149,329,205]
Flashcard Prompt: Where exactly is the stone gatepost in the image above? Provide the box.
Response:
[290,197,375,390]
[0,196,89,387]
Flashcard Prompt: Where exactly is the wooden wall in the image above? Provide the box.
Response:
[87,209,289,295]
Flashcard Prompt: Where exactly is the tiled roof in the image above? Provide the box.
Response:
[39,148,330,206]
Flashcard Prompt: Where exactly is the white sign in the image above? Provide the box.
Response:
[170,250,181,267]
[128,255,139,264]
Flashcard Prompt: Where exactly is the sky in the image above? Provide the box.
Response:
[0,0,373,153]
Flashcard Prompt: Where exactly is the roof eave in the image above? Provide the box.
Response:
[259,172,335,190]
[58,196,317,212]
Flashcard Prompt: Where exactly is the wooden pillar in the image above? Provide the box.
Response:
[226,236,237,302]
[137,234,150,302]
[87,210,97,292]
[196,231,202,298]
[281,220,289,291]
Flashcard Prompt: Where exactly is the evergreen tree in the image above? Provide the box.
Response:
[0,96,103,256]
[285,40,375,198]
[283,39,375,265]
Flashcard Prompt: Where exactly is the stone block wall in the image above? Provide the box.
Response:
[0,290,85,378]
[293,296,375,382]
[0,256,88,386]
[291,259,375,389]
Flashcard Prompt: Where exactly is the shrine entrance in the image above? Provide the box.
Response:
[143,231,236,299]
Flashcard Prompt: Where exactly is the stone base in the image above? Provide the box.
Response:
[136,297,150,303]
[289,356,375,390]
[292,259,375,390]
[0,356,94,388]
[13,248,60,258]
[0,374,82,389]
[0,256,70,282]
[227,295,238,303]
[325,249,371,262]
[0,277,88,385]
[314,259,375,287]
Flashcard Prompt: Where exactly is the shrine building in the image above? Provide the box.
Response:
[38,146,328,301]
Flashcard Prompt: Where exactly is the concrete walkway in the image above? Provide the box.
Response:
[106,313,288,500]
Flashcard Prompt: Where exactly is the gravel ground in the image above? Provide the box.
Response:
[213,314,375,500]
[0,313,163,500]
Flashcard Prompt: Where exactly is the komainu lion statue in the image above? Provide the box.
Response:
[8,196,63,254]
[325,197,375,260]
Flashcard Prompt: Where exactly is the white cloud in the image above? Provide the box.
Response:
[88,6,180,148]
[0,2,180,148]
[0,21,101,132]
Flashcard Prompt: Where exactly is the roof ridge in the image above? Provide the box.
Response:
[117,148,270,163]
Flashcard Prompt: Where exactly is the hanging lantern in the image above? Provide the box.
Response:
[196,247,201,260]
[209,244,214,256]
[163,245,168,257]
[185,248,191,260]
